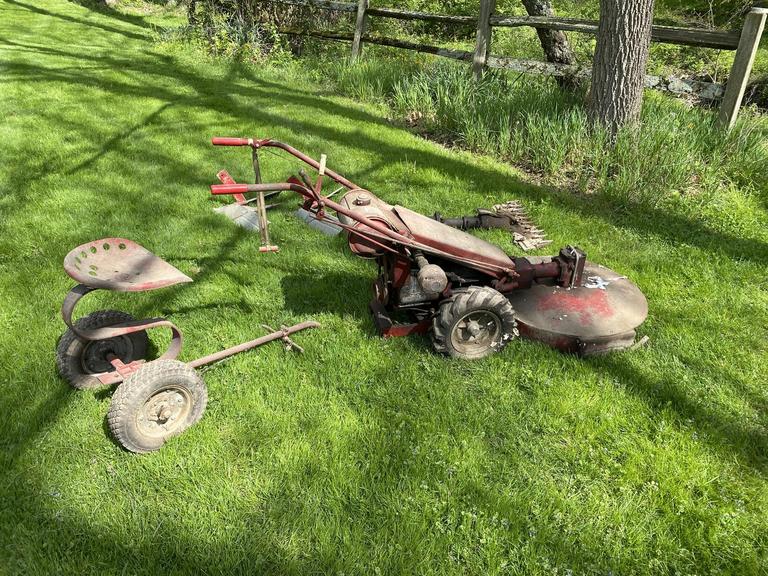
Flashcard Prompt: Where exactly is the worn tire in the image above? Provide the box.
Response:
[56,310,149,390]
[107,359,207,454]
[432,286,518,360]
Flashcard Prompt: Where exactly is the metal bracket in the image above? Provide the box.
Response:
[61,284,184,382]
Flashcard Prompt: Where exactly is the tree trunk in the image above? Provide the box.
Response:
[588,0,655,140]
[521,0,579,90]
[187,0,197,26]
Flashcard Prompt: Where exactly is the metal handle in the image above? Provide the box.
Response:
[211,137,252,146]
[210,184,250,195]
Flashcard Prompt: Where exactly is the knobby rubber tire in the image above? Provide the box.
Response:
[107,359,207,454]
[432,286,518,360]
[56,310,149,390]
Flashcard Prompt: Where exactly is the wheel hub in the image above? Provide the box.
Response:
[137,387,191,438]
[450,310,501,354]
[466,320,482,338]
[81,336,134,374]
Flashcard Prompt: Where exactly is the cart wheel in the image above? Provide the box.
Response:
[56,310,149,390]
[432,286,518,360]
[107,359,207,454]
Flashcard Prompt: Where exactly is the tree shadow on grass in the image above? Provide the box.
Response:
[280,270,373,328]
[66,0,159,31]
[3,38,765,267]
[5,0,152,41]
[3,1,768,571]
[593,354,768,473]
[5,18,768,470]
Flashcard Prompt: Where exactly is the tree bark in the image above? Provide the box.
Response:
[521,0,579,90]
[187,0,197,26]
[588,0,655,140]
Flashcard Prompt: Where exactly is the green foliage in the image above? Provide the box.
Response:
[318,55,768,213]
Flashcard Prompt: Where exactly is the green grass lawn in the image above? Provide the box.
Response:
[1,0,768,574]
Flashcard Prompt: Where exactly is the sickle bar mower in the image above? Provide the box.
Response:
[210,137,648,359]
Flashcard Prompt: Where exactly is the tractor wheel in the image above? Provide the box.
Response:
[432,286,518,360]
[56,310,149,390]
[107,359,208,454]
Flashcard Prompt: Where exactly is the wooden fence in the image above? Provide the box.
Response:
[278,0,767,130]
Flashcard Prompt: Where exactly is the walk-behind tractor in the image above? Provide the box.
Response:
[209,138,648,359]
[56,238,318,453]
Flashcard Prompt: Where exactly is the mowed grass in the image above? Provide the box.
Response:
[1,1,768,574]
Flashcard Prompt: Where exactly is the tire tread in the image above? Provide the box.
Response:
[431,286,518,360]
[107,359,207,453]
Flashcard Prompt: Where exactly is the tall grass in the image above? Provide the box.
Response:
[317,55,768,214]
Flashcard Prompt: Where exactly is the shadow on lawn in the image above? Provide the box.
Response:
[3,2,768,571]
[3,36,767,268]
[595,355,768,471]
[5,3,767,468]
[280,272,370,317]
[67,0,160,30]
[5,0,152,41]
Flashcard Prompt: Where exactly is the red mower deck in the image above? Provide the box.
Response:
[506,262,648,355]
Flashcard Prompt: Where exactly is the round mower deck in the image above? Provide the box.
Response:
[505,262,648,356]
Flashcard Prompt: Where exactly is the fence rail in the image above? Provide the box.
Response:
[277,0,767,129]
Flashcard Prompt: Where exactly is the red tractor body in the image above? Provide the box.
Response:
[210,138,647,359]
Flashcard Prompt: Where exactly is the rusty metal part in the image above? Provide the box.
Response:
[505,262,648,356]
[62,238,319,386]
[394,205,515,270]
[188,321,320,368]
[260,324,309,353]
[413,252,448,296]
[64,238,192,292]
[450,309,502,357]
[137,386,193,439]
[217,170,246,203]
[213,152,282,238]
[253,146,277,252]
[62,279,318,382]
[208,138,648,357]
[62,284,184,385]
[61,239,193,383]
[369,298,431,337]
[295,207,343,236]
[433,200,552,251]
[212,137,361,190]
[213,181,518,277]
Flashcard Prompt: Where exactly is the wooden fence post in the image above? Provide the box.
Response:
[350,0,369,63]
[716,7,767,130]
[472,0,496,80]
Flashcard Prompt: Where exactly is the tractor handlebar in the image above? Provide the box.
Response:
[210,184,250,195]
[211,137,253,147]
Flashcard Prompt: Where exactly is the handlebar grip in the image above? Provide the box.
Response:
[211,184,249,195]
[211,137,252,146]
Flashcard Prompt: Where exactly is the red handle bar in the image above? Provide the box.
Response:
[211,184,250,195]
[211,137,253,147]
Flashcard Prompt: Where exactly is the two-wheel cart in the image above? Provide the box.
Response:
[56,238,318,453]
